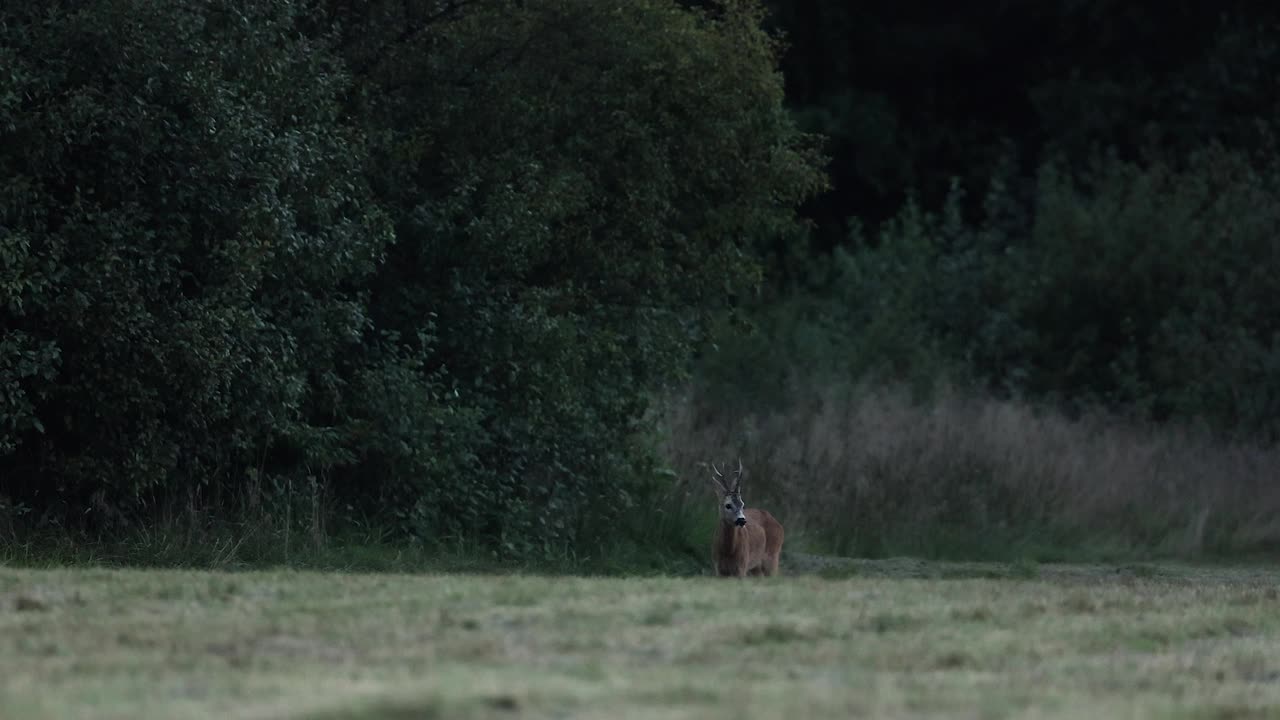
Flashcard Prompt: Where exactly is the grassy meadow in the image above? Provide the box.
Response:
[4,558,1280,719]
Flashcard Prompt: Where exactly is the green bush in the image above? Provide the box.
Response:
[1,0,392,525]
[331,0,825,552]
[1015,145,1280,435]
[0,0,825,559]
[710,143,1280,440]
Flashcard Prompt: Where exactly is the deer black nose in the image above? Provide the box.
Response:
[734,517,747,527]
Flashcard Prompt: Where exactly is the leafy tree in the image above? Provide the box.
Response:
[1011,145,1280,433]
[1,0,391,525]
[1,0,826,554]
[762,0,1280,242]
[326,0,826,551]
[782,144,1280,439]
[697,0,1280,443]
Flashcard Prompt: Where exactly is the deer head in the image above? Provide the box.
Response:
[711,459,747,527]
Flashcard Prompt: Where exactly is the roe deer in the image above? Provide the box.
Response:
[710,459,784,578]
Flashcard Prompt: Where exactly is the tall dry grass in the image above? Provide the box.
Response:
[660,381,1280,561]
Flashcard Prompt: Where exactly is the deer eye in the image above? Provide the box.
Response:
[724,503,732,509]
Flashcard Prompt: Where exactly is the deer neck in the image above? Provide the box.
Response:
[715,518,746,555]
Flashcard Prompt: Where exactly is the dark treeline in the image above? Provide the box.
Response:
[703,1,1280,441]
[3,0,1279,561]
[766,0,1280,241]
[1,0,823,555]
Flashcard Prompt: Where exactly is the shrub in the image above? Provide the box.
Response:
[683,142,1280,560]
[333,0,825,551]
[0,0,392,526]
[714,143,1280,439]
[1016,145,1280,435]
[1,0,826,560]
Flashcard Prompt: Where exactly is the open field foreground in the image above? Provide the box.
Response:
[3,561,1280,719]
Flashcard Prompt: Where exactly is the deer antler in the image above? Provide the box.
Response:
[732,458,743,493]
[710,462,726,493]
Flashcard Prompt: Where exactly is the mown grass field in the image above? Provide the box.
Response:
[3,558,1279,719]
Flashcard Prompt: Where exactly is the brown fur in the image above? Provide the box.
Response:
[712,507,784,578]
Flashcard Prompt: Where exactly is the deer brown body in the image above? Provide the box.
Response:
[710,461,784,578]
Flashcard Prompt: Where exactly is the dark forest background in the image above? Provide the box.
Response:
[3,0,1279,568]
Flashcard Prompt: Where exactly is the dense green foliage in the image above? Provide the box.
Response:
[332,0,822,553]
[2,0,392,524]
[716,144,1280,436]
[5,0,1278,564]
[680,2,1280,565]
[700,2,1280,441]
[1,0,823,553]
[764,0,1280,242]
